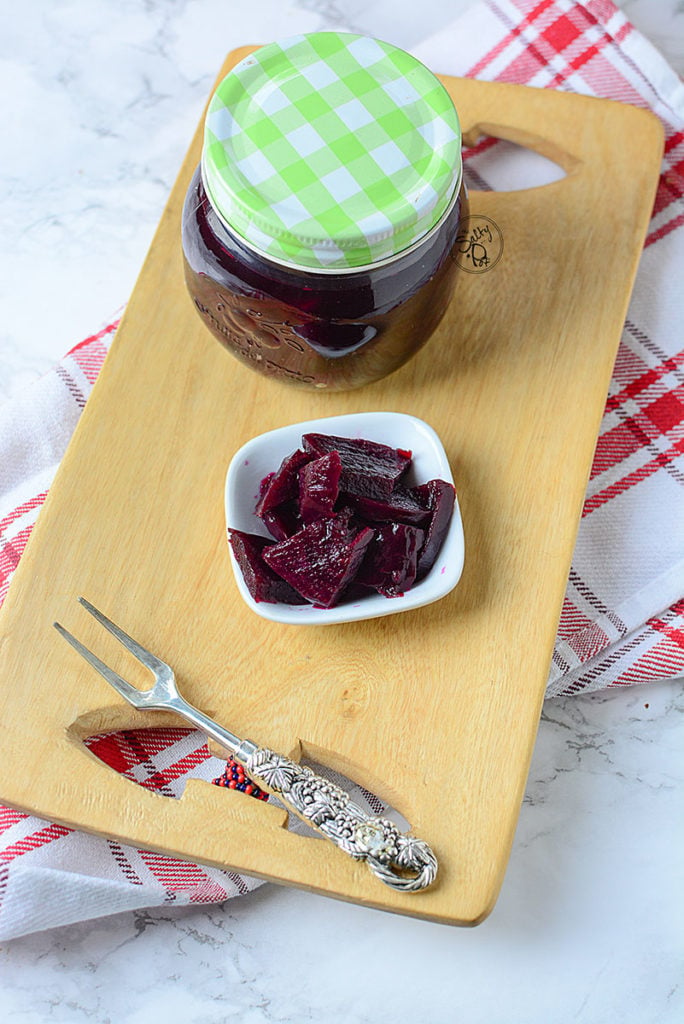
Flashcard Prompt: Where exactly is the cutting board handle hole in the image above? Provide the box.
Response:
[78,727,411,835]
[463,126,576,193]
[81,726,232,799]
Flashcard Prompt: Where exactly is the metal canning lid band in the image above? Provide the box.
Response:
[202,31,462,271]
[200,158,464,276]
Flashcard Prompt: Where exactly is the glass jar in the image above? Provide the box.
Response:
[182,32,468,391]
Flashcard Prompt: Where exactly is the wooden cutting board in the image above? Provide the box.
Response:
[0,49,663,925]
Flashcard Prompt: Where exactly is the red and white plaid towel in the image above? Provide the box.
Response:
[1,0,682,939]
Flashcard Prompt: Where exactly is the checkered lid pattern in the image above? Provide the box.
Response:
[201,32,462,270]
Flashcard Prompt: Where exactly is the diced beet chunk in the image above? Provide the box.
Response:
[356,523,424,597]
[255,448,311,516]
[228,530,307,604]
[347,486,429,526]
[262,514,374,608]
[298,451,342,524]
[261,499,300,541]
[411,479,455,579]
[257,472,275,506]
[302,433,411,498]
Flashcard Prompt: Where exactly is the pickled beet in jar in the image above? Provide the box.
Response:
[182,32,468,391]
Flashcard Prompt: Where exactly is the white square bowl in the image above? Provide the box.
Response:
[224,411,464,625]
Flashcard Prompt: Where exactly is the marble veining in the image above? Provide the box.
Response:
[0,1,682,1021]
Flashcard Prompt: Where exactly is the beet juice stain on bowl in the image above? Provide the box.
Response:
[181,32,468,391]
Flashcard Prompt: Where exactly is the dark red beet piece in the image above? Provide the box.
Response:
[347,486,429,526]
[298,451,342,524]
[255,448,311,516]
[228,530,307,604]
[261,499,300,541]
[355,523,424,597]
[257,472,275,507]
[262,513,374,608]
[302,433,411,499]
[411,479,455,579]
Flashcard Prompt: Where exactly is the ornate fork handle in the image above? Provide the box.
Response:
[242,746,438,893]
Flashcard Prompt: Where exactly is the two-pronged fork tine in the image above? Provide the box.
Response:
[54,598,166,710]
[77,596,173,682]
[54,596,245,754]
[53,597,438,893]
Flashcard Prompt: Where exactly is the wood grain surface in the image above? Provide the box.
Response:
[0,49,663,924]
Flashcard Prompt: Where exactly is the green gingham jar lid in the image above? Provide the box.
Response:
[201,32,462,272]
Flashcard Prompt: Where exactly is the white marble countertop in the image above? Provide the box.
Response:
[1,1,683,1021]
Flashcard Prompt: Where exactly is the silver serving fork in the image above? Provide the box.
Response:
[54,597,438,893]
